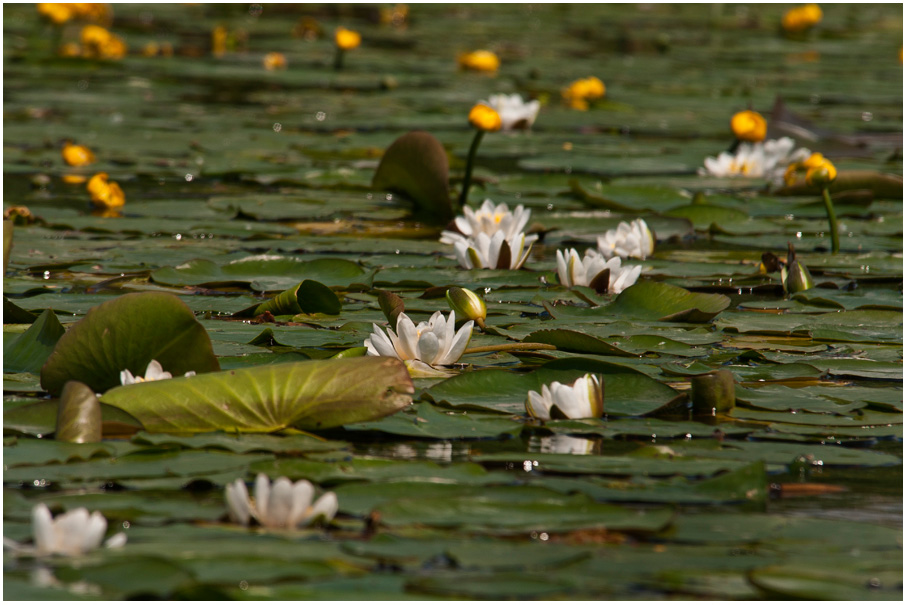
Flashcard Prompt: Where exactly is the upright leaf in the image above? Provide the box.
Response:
[377,290,405,330]
[40,292,220,396]
[372,131,452,222]
[233,280,341,318]
[56,380,102,443]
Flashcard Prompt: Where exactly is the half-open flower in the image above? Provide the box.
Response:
[476,94,540,131]
[454,231,532,270]
[120,359,195,385]
[700,137,810,186]
[556,248,641,294]
[596,218,655,260]
[730,109,767,143]
[30,504,126,556]
[365,311,473,367]
[446,286,487,329]
[226,474,337,529]
[440,199,537,246]
[468,103,502,132]
[526,374,603,420]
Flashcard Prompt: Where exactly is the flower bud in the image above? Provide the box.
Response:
[468,104,502,132]
[730,110,767,143]
[805,159,837,187]
[782,243,814,294]
[446,286,487,329]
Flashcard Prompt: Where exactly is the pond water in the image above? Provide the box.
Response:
[3,3,903,600]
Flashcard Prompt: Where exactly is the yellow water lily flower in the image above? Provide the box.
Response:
[335,27,361,50]
[784,151,833,186]
[805,157,837,187]
[730,109,767,143]
[562,76,606,110]
[80,24,126,59]
[62,142,95,167]
[212,25,227,57]
[458,49,500,72]
[263,51,288,70]
[37,3,75,25]
[782,4,823,34]
[86,172,124,208]
[468,103,502,132]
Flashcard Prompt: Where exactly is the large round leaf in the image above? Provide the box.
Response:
[40,292,220,396]
[372,131,452,223]
[607,281,730,322]
[100,356,414,433]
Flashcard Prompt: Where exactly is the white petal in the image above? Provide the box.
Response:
[526,388,552,420]
[225,480,251,525]
[365,325,398,358]
[80,511,108,552]
[302,492,338,526]
[439,320,473,365]
[104,532,127,549]
[144,360,172,381]
[266,477,294,528]
[119,369,136,385]
[32,504,55,555]
[417,331,441,365]
[287,480,315,528]
[394,313,420,360]
[253,473,271,524]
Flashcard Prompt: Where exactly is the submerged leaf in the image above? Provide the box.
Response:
[100,357,414,433]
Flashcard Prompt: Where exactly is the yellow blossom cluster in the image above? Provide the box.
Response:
[562,76,606,110]
[37,3,110,26]
[79,24,127,59]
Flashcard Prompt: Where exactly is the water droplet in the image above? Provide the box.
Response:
[185,174,193,182]
[272,123,282,132]
[43,271,50,279]
[122,521,130,529]
[315,111,326,121]
[861,111,873,122]
[239,580,249,590]
[174,233,182,240]
[539,532,549,541]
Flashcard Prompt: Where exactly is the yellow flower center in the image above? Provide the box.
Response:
[468,104,502,132]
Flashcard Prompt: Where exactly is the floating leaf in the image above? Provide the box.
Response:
[522,329,638,357]
[372,131,452,222]
[3,308,64,374]
[607,281,730,322]
[100,357,414,433]
[40,292,220,396]
[150,257,367,291]
[777,170,903,199]
[56,380,102,443]
[3,297,37,324]
[663,204,749,230]
[233,280,341,318]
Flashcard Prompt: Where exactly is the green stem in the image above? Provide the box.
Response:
[333,47,344,70]
[463,342,556,355]
[458,129,485,208]
[821,187,839,254]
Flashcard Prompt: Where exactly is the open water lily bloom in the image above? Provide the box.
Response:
[454,231,532,270]
[526,374,603,420]
[477,94,540,131]
[440,199,537,246]
[120,359,195,385]
[30,504,126,557]
[597,218,655,260]
[226,474,338,529]
[700,137,811,187]
[365,311,473,367]
[556,248,642,294]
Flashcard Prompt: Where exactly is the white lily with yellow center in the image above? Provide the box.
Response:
[597,218,655,260]
[365,311,473,369]
[440,199,537,246]
[700,137,811,187]
[120,359,195,385]
[478,93,540,131]
[556,248,642,294]
[526,374,603,420]
[225,473,338,529]
[453,230,532,270]
[28,504,126,556]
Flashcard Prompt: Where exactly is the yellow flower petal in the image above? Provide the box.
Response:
[468,104,502,132]
[335,27,361,51]
[730,109,767,143]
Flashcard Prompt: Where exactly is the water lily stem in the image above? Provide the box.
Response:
[458,129,485,208]
[333,47,345,71]
[821,186,839,254]
[463,342,556,355]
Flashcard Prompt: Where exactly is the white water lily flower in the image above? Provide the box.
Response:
[225,474,338,529]
[699,137,811,187]
[440,199,537,246]
[453,231,532,270]
[526,374,603,421]
[556,248,642,294]
[29,504,126,556]
[120,359,196,386]
[365,311,473,367]
[596,218,655,260]
[478,93,540,131]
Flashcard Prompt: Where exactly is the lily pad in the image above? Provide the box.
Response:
[372,131,453,223]
[607,281,730,322]
[40,292,220,396]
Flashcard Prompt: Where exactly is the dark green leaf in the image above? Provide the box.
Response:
[3,308,64,373]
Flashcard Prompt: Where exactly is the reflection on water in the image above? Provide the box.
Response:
[530,434,599,455]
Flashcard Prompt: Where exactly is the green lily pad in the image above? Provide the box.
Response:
[40,292,220,396]
[3,308,64,374]
[607,281,730,322]
[100,357,414,433]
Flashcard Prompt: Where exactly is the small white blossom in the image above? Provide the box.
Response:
[120,359,195,386]
[479,93,540,131]
[440,199,537,246]
[453,231,532,270]
[596,218,655,260]
[365,311,473,367]
[556,248,641,294]
[225,474,338,529]
[526,374,603,421]
[699,137,811,187]
[24,504,127,557]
